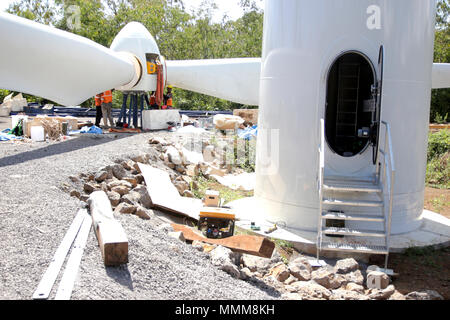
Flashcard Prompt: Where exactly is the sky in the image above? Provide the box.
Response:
[0,0,264,22]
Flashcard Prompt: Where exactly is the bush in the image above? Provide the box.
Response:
[426,129,450,188]
[427,129,450,161]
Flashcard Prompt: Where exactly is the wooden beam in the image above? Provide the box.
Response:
[88,191,128,266]
[171,223,275,258]
[54,210,92,300]
[32,209,86,300]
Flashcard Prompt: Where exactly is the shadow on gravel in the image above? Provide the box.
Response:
[106,264,134,290]
[0,133,138,168]
[245,278,283,299]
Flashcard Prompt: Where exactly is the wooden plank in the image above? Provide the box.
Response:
[54,210,92,300]
[138,163,203,221]
[88,191,128,266]
[171,223,275,258]
[32,210,86,300]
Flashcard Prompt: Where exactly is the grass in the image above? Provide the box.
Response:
[401,245,449,269]
[191,175,253,205]
[428,195,450,213]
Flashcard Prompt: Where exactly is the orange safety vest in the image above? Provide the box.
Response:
[95,93,103,106]
[167,97,173,107]
[149,95,156,105]
[102,90,113,104]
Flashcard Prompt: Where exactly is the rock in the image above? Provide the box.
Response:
[174,181,189,195]
[114,202,137,214]
[343,269,364,286]
[107,191,121,206]
[157,223,174,233]
[388,290,406,300]
[265,262,290,282]
[94,171,108,182]
[135,174,144,185]
[334,258,359,274]
[111,185,130,196]
[284,274,298,285]
[210,246,240,279]
[203,145,215,163]
[122,177,137,188]
[405,290,444,300]
[149,137,168,145]
[168,231,186,242]
[191,240,205,252]
[288,257,312,281]
[69,175,80,183]
[330,289,370,300]
[83,182,98,194]
[121,191,141,205]
[132,185,152,208]
[345,282,365,294]
[131,154,149,164]
[165,146,182,165]
[366,270,390,290]
[368,284,396,300]
[282,292,304,300]
[241,254,272,273]
[286,281,332,300]
[70,190,81,199]
[239,267,254,280]
[311,266,345,289]
[121,160,136,171]
[175,165,186,174]
[133,162,142,173]
[135,206,153,220]
[111,164,127,180]
[183,190,194,198]
[204,165,226,177]
[181,147,204,166]
[185,164,199,177]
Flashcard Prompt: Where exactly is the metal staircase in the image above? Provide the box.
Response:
[317,119,395,269]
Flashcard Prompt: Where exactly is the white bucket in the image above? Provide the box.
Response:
[31,126,45,142]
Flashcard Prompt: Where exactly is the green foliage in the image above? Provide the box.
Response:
[431,1,450,123]
[427,129,450,161]
[426,129,450,188]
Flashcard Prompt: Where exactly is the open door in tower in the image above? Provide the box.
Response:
[325,47,383,170]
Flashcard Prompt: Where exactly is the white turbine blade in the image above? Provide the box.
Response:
[166,58,261,106]
[0,12,136,106]
[432,63,450,89]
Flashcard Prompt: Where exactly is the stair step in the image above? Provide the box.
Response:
[323,198,383,207]
[322,227,386,237]
[322,211,385,222]
[324,175,376,184]
[321,241,388,254]
[323,182,381,193]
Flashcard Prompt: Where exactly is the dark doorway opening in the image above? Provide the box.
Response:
[325,52,376,157]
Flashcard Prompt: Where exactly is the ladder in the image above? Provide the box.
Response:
[317,119,395,269]
[335,63,360,153]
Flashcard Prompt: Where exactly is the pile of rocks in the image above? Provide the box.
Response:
[164,231,444,301]
[67,153,157,220]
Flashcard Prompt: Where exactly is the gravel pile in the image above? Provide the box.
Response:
[0,132,280,300]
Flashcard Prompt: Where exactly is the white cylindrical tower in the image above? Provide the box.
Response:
[254,0,436,235]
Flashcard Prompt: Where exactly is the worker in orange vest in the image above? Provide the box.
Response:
[94,92,103,127]
[162,85,173,109]
[101,89,114,128]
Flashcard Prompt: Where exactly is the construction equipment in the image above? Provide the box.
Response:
[197,190,235,239]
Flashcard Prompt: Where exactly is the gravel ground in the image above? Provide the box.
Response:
[0,131,280,300]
